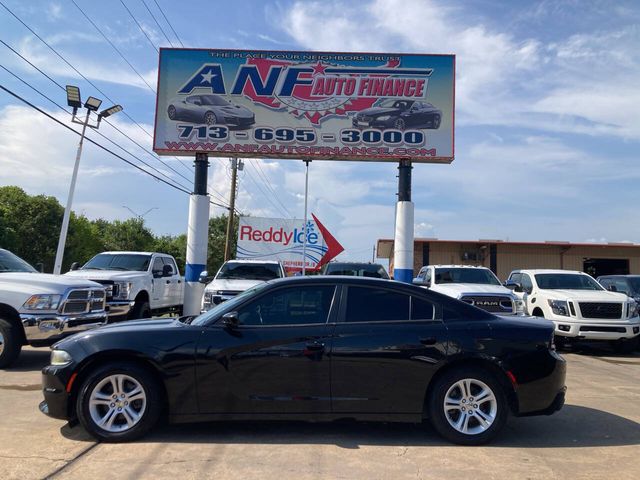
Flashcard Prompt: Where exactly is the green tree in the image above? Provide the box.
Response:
[154,234,187,273]
[206,214,238,274]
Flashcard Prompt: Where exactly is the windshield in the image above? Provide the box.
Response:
[191,282,270,326]
[82,254,152,272]
[434,268,501,285]
[378,99,413,110]
[535,273,604,291]
[628,278,640,295]
[0,250,37,273]
[201,95,229,106]
[324,263,389,279]
[216,262,282,281]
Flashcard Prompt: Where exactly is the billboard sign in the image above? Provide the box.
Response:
[153,48,455,163]
[237,215,344,272]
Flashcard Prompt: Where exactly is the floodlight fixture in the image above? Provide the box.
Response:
[66,85,82,108]
[84,96,102,111]
[99,105,123,119]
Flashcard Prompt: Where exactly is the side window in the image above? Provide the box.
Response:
[509,272,522,284]
[521,274,533,294]
[162,257,178,276]
[411,297,435,320]
[236,286,335,326]
[345,287,410,322]
[152,257,164,277]
[424,269,432,285]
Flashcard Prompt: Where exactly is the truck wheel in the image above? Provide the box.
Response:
[76,362,162,442]
[129,301,151,320]
[427,366,508,445]
[0,317,22,368]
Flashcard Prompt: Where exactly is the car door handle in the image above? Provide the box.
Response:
[420,337,437,346]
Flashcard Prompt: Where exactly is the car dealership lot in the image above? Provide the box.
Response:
[1,346,639,480]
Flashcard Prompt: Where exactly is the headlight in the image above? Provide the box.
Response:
[548,299,569,316]
[515,299,525,315]
[627,300,638,318]
[23,294,62,310]
[114,281,132,300]
[377,115,391,121]
[50,349,73,366]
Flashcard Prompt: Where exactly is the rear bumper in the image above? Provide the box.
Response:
[513,349,567,416]
[21,312,107,345]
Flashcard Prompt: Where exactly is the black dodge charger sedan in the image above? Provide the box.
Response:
[352,99,442,130]
[41,277,566,445]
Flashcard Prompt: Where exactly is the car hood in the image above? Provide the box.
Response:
[216,104,253,116]
[432,283,514,297]
[358,107,401,116]
[65,270,148,281]
[0,272,103,293]
[205,278,265,292]
[543,289,628,301]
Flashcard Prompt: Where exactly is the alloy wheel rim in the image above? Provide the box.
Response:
[168,106,176,119]
[89,374,147,433]
[0,331,4,356]
[395,119,405,129]
[205,113,216,124]
[443,378,497,435]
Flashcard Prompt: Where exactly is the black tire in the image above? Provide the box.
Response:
[428,367,508,445]
[167,105,176,120]
[394,118,405,130]
[129,300,151,320]
[76,362,162,442]
[433,115,441,129]
[204,111,217,125]
[0,317,22,368]
[554,335,568,351]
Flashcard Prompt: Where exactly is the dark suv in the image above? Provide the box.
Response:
[322,262,390,279]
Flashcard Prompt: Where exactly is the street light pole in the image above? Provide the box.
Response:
[53,109,90,275]
[302,159,310,275]
[52,85,121,274]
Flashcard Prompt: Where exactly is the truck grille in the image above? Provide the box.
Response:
[460,295,514,313]
[61,288,106,315]
[578,302,622,319]
[92,280,117,301]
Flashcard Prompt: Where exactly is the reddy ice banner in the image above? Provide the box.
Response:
[153,48,455,163]
[236,215,344,272]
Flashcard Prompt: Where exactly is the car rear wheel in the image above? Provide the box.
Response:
[394,118,405,130]
[204,111,217,125]
[428,367,508,445]
[167,105,177,120]
[76,362,162,442]
[0,317,21,368]
[433,115,441,129]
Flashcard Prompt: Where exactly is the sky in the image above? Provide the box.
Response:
[0,0,639,267]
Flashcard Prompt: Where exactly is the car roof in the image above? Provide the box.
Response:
[98,251,156,256]
[426,265,491,269]
[511,269,585,275]
[224,259,281,265]
[597,274,640,279]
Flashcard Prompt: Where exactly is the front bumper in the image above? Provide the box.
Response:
[40,363,74,420]
[21,311,107,345]
[550,316,640,340]
[106,300,135,318]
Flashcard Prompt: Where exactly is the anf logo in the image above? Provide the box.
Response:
[178,64,226,94]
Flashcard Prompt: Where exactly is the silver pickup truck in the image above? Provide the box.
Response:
[0,249,107,367]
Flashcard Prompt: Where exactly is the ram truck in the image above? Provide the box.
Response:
[65,251,183,320]
[506,269,639,351]
[0,248,107,367]
[414,265,523,315]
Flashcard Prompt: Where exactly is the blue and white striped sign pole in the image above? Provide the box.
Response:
[393,160,414,283]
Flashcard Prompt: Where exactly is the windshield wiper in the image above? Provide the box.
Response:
[107,267,130,271]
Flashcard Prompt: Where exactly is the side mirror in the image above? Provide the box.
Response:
[221,311,239,329]
[199,270,211,284]
[412,277,430,287]
[504,280,523,293]
[606,285,617,292]
[70,262,80,271]
[162,264,173,277]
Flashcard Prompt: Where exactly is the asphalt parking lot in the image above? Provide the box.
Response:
[1,345,639,480]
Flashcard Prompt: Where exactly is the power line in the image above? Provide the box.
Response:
[140,0,174,47]
[243,167,290,218]
[119,0,158,53]
[153,0,184,47]
[70,0,156,93]
[0,63,191,193]
[249,159,292,217]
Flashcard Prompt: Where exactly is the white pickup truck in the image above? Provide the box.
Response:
[201,259,286,311]
[0,248,107,367]
[506,269,640,351]
[65,251,184,320]
[413,265,523,315]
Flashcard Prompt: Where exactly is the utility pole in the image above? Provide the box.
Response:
[393,159,414,283]
[224,157,240,261]
[302,159,310,275]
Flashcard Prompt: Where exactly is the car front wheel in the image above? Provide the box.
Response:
[167,105,177,120]
[394,118,405,130]
[204,111,217,125]
[428,367,508,445]
[76,362,162,442]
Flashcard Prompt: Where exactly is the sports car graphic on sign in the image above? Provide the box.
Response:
[167,94,255,128]
[352,99,442,130]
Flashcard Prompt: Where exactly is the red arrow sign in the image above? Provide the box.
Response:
[312,213,344,269]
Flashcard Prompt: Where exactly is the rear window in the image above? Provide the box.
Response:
[324,263,389,279]
[216,262,282,281]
